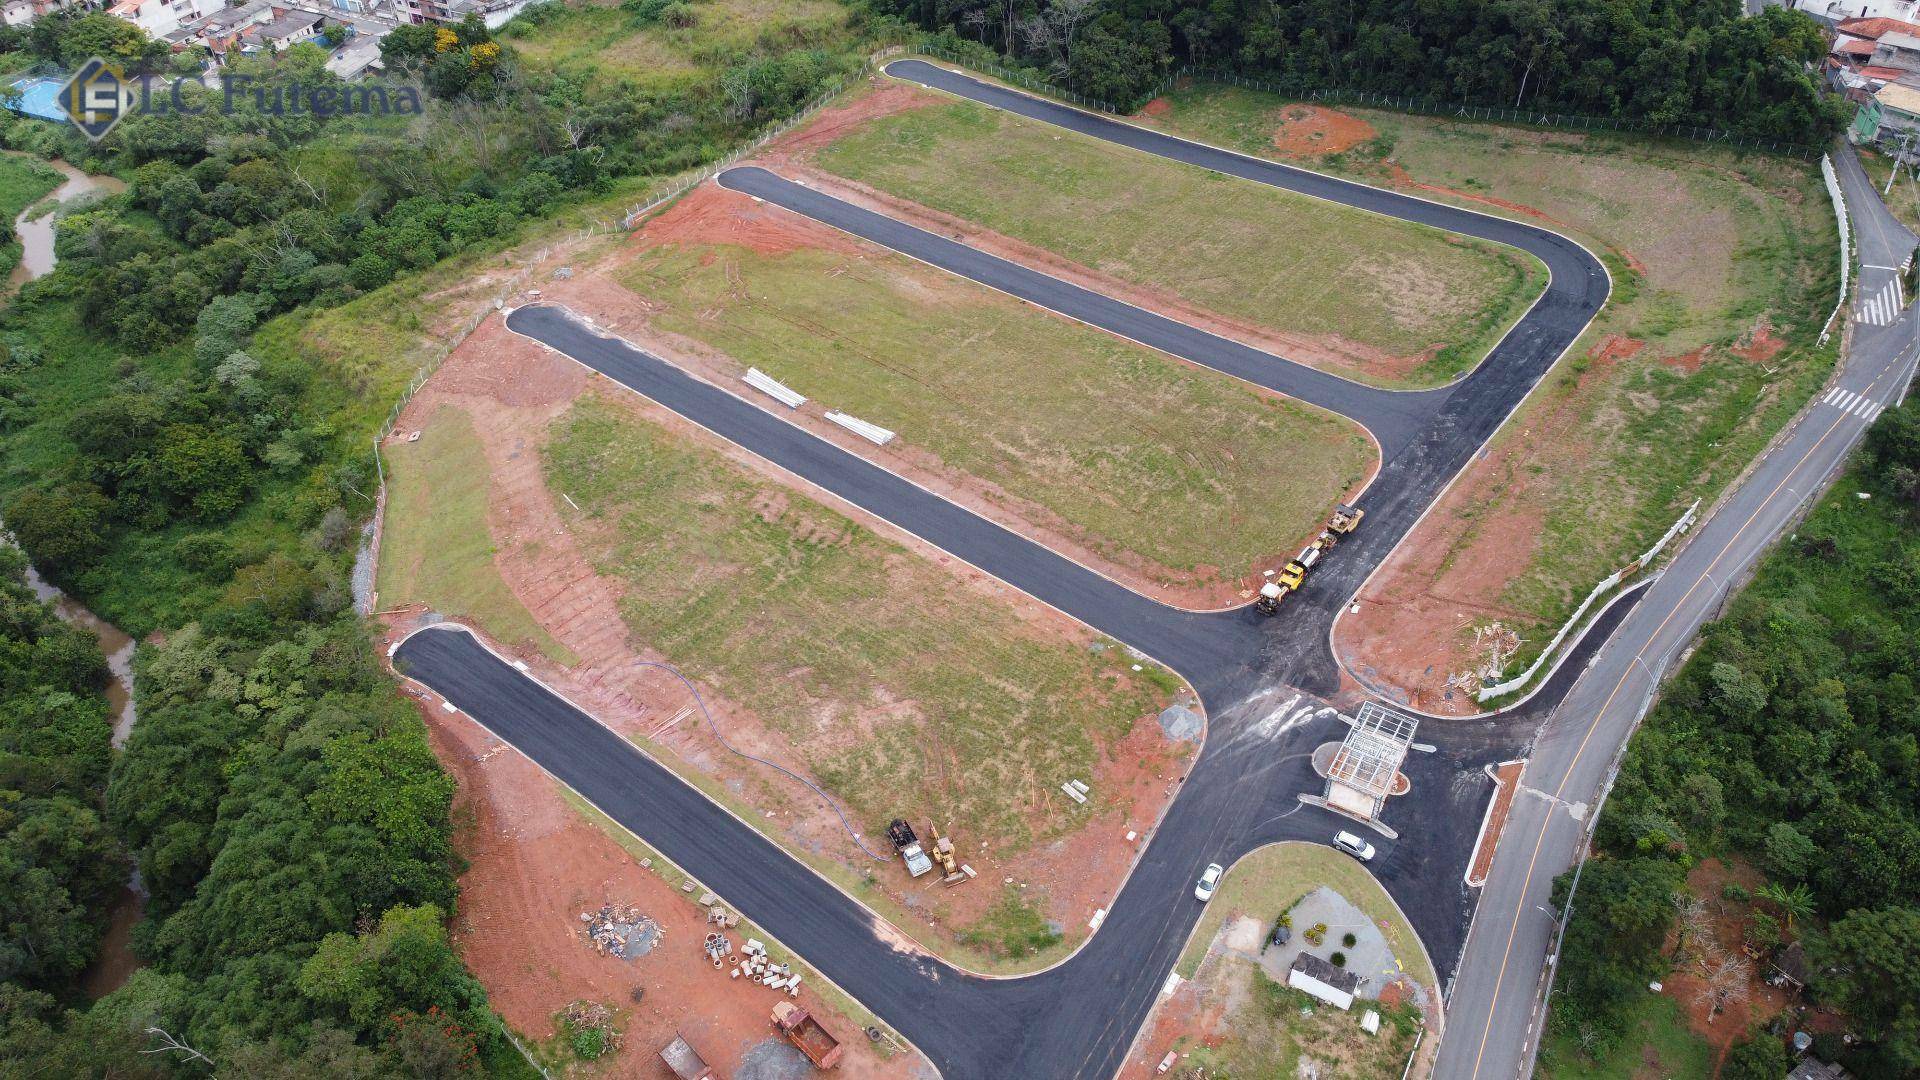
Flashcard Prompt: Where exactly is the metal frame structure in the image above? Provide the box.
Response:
[1323,702,1419,821]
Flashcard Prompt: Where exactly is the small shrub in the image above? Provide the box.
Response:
[1722,881,1751,903]
[1342,932,1357,947]
[1330,951,1347,967]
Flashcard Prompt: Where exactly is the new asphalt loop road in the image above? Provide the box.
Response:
[395,62,1914,1079]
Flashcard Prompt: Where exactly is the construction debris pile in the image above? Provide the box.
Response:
[579,902,662,960]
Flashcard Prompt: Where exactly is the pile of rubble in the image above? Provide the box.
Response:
[696,932,804,996]
[579,902,662,960]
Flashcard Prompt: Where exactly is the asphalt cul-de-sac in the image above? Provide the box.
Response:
[400,58,1623,1079]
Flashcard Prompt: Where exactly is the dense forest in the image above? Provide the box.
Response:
[881,0,1847,141]
[0,4,891,1073]
[1549,400,1920,1078]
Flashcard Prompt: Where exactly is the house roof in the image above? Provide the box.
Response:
[251,9,324,40]
[1881,30,1920,50]
[1290,953,1361,994]
[1836,37,1880,57]
[1838,16,1920,38]
[1877,80,1920,115]
[1861,64,1910,80]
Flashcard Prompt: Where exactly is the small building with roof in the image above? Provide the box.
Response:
[1288,953,1362,1010]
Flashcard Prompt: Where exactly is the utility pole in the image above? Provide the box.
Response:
[1887,128,1916,195]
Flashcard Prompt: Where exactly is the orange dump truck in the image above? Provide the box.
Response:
[772,1001,843,1069]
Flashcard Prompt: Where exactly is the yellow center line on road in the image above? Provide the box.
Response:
[1464,349,1913,1079]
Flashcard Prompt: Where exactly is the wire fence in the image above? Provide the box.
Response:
[917,45,1821,157]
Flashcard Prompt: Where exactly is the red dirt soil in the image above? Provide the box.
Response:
[1467,761,1524,887]
[411,689,919,1078]
[1658,858,1804,1077]
[1116,971,1229,1080]
[1334,333,1641,714]
[1138,97,1171,117]
[385,306,1198,969]
[1269,104,1378,157]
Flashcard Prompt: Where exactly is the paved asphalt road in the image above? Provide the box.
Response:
[1436,146,1920,1080]
[394,66,1911,1080]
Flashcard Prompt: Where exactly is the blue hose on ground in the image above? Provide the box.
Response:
[632,659,892,862]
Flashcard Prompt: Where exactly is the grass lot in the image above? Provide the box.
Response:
[620,241,1373,587]
[1175,842,1434,989]
[1147,85,1837,669]
[543,395,1174,852]
[1173,963,1423,1080]
[814,94,1545,389]
[0,153,63,280]
[500,0,856,92]
[1536,992,1712,1079]
[376,404,575,663]
[1858,148,1920,238]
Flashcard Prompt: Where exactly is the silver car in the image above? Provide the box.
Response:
[1194,862,1224,901]
[1333,831,1376,861]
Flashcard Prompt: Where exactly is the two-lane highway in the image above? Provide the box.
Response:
[1437,145,1919,1080]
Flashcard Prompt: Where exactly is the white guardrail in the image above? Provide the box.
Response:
[743,368,807,408]
[1820,153,1851,346]
[825,411,896,446]
[1476,499,1699,702]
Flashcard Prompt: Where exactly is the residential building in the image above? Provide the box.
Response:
[244,7,326,51]
[2,0,79,27]
[392,0,525,27]
[1872,29,1920,71]
[1807,0,1920,22]
[109,0,227,38]
[1286,954,1362,1011]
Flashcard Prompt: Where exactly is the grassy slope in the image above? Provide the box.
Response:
[814,95,1544,389]
[542,395,1173,851]
[1536,993,1712,1079]
[621,241,1374,586]
[1147,85,1835,661]
[376,404,574,663]
[1174,842,1435,990]
[1857,148,1920,239]
[502,0,854,91]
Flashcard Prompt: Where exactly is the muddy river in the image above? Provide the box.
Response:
[7,157,126,292]
[5,157,144,997]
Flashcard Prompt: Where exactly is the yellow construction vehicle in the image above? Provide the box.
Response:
[1326,503,1364,538]
[926,821,967,884]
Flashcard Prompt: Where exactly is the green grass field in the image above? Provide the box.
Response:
[377,404,575,663]
[543,395,1174,852]
[619,240,1373,590]
[1144,85,1836,669]
[501,0,855,91]
[1174,842,1435,990]
[1536,993,1712,1079]
[812,91,1544,389]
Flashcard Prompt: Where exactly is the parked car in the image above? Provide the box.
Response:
[1194,862,1224,901]
[1333,831,1376,861]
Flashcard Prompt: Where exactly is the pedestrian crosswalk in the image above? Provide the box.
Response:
[1822,385,1885,423]
[1855,277,1905,326]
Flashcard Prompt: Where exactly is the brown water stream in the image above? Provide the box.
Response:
[6,158,127,292]
[5,158,144,997]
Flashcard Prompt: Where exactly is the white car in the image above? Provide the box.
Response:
[1333,831,1377,861]
[1194,862,1224,901]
